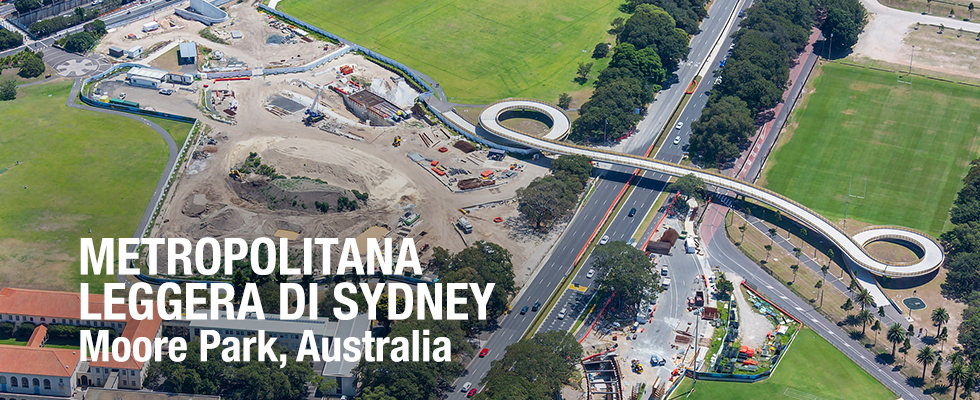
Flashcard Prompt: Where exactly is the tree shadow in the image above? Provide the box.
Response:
[907,377,925,388]
[844,314,861,326]
[875,353,896,365]
[848,330,865,340]
[925,384,950,395]
[922,336,939,346]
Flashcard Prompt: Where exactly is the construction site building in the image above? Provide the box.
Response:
[344,89,402,127]
[127,66,167,88]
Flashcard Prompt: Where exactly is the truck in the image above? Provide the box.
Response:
[685,237,696,254]
[694,291,704,307]
[456,217,473,234]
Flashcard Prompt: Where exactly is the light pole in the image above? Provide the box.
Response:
[909,45,914,84]
[826,33,834,59]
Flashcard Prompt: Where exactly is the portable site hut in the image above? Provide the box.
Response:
[126,45,143,59]
[178,42,198,65]
[108,46,124,57]
[167,71,194,85]
[142,21,160,32]
[480,170,494,178]
[127,67,167,88]
[488,149,505,161]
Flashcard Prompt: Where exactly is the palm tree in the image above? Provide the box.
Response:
[790,264,800,283]
[887,323,906,357]
[815,280,824,307]
[820,264,829,279]
[939,327,948,352]
[950,362,969,399]
[918,346,937,381]
[764,244,773,262]
[738,224,747,244]
[793,248,803,267]
[878,306,886,319]
[970,2,975,19]
[826,248,834,263]
[933,356,944,383]
[858,309,874,336]
[799,227,807,246]
[848,278,858,292]
[842,298,854,312]
[871,319,881,346]
[768,228,777,244]
[928,0,933,13]
[902,338,911,366]
[856,288,875,310]
[933,308,950,337]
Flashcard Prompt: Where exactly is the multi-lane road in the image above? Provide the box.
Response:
[447,0,750,397]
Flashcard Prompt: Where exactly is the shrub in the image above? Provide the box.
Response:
[18,54,45,78]
[0,321,14,338]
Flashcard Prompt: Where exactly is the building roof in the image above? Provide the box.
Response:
[348,90,401,118]
[0,288,162,371]
[128,66,168,81]
[0,287,104,320]
[0,345,80,377]
[179,42,197,58]
[27,324,48,347]
[85,388,220,400]
[320,314,371,377]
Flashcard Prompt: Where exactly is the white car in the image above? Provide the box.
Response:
[557,307,567,319]
[599,235,609,245]
[675,121,683,130]
[587,268,595,279]
[673,136,681,145]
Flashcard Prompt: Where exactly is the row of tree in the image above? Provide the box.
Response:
[940,159,980,366]
[516,155,593,230]
[570,2,695,143]
[0,29,23,52]
[29,6,100,37]
[688,0,866,166]
[0,49,45,80]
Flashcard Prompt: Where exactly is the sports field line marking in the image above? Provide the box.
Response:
[783,387,828,400]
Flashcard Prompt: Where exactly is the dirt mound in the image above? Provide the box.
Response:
[183,193,208,217]
[189,207,248,237]
[259,138,417,202]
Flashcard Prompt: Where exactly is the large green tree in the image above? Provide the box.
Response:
[618,4,690,70]
[439,241,516,332]
[608,43,667,85]
[688,95,755,166]
[476,331,583,400]
[592,241,660,310]
[516,176,578,229]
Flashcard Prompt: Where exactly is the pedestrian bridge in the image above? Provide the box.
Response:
[479,99,944,278]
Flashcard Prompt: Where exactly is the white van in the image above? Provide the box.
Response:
[461,382,472,392]
[558,307,567,319]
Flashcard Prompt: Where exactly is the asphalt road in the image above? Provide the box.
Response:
[706,214,927,400]
[446,0,749,396]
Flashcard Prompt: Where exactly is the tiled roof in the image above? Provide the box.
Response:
[27,324,48,347]
[0,287,104,320]
[0,345,79,377]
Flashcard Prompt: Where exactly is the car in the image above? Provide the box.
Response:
[628,207,637,217]
[438,146,449,153]
[557,307,567,319]
[720,59,726,67]
[729,44,735,51]
[467,388,478,397]
[599,235,609,245]
[587,268,595,279]
[520,306,528,315]
[714,77,722,85]
[738,10,745,17]
[119,92,126,99]
[673,136,681,145]
[460,382,472,392]
[674,121,683,130]
[479,348,489,357]
[158,88,173,95]
[531,302,541,312]
[650,355,666,366]
[661,267,668,276]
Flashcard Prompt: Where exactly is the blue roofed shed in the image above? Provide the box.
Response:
[178,42,198,65]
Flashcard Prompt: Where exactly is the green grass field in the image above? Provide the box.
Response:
[0,82,190,290]
[278,0,623,104]
[762,63,980,237]
[670,328,895,400]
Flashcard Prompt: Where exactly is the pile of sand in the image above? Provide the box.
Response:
[260,138,418,202]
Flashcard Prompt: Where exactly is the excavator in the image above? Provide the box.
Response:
[392,136,402,147]
[230,169,245,182]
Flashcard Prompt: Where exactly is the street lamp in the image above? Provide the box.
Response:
[826,33,834,59]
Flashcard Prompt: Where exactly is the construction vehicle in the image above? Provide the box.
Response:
[303,87,324,126]
[230,169,244,182]
[393,136,402,147]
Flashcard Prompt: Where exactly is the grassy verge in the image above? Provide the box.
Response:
[670,327,896,399]
[570,288,606,334]
[0,338,27,346]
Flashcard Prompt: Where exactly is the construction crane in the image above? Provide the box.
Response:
[303,86,325,126]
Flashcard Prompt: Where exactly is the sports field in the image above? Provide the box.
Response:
[761,63,980,237]
[670,328,895,399]
[278,0,624,104]
[0,82,190,290]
